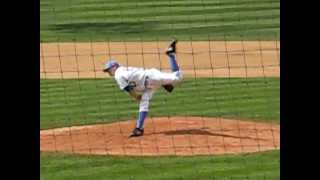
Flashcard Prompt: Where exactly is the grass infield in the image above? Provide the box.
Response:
[40,77,279,130]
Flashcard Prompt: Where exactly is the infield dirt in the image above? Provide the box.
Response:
[40,41,279,79]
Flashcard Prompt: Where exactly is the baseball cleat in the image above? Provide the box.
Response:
[129,128,144,137]
[162,84,174,93]
[166,39,178,55]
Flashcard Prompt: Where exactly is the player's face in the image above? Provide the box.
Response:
[107,66,116,76]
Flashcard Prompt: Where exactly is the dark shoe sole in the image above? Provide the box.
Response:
[166,39,178,55]
[129,128,144,138]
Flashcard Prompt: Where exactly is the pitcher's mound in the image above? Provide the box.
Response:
[40,117,279,156]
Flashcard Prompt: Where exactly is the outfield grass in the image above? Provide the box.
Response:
[40,77,279,130]
[40,0,279,41]
[40,150,279,180]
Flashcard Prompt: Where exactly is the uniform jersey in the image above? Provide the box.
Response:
[114,66,148,92]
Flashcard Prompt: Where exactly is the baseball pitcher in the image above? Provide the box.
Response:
[103,39,183,137]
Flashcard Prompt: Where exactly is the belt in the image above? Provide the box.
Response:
[144,76,149,89]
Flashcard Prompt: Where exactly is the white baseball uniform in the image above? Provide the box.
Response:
[114,66,183,112]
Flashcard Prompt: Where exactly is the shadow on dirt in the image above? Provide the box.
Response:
[152,128,266,141]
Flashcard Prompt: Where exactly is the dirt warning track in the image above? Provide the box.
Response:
[40,41,280,79]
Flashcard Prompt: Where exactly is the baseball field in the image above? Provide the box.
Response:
[40,0,280,179]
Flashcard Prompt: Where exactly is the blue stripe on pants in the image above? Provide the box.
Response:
[136,111,148,129]
[168,54,179,72]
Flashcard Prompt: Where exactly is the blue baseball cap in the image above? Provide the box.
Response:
[103,60,119,71]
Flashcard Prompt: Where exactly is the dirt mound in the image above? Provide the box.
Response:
[40,117,279,156]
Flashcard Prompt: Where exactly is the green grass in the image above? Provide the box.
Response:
[40,77,279,130]
[40,77,279,179]
[40,150,279,180]
[40,0,279,41]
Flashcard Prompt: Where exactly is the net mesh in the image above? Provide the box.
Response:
[40,0,280,179]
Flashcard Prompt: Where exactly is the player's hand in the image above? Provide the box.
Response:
[136,95,142,101]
